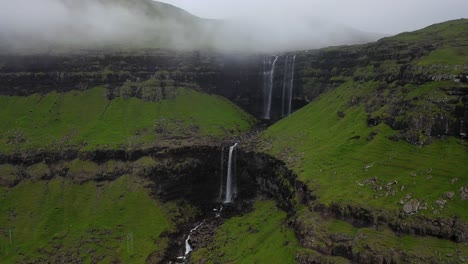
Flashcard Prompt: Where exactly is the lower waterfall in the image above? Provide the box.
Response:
[224,142,238,203]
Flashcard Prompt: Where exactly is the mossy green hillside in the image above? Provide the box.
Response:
[393,19,468,66]
[260,81,468,219]
[191,200,299,264]
[297,209,468,262]
[392,19,468,46]
[0,175,175,263]
[0,87,254,152]
[416,47,468,66]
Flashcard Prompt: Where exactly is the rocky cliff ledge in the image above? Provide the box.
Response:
[1,144,466,263]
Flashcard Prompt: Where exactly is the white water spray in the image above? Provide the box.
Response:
[263,56,279,120]
[282,56,290,117]
[280,55,296,117]
[288,55,296,116]
[224,142,238,203]
[178,221,204,261]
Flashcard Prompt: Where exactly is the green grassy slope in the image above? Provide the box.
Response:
[0,175,173,263]
[191,200,299,264]
[296,209,468,262]
[260,81,468,219]
[0,87,254,152]
[392,19,468,69]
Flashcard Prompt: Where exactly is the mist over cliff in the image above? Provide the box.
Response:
[0,0,383,53]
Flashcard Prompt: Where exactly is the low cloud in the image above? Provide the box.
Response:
[0,0,385,53]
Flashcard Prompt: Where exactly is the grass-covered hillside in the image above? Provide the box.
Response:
[191,200,299,264]
[0,86,254,153]
[295,20,468,145]
[262,20,468,218]
[260,19,468,262]
[394,19,468,67]
[0,84,255,262]
[0,175,182,263]
[261,81,468,219]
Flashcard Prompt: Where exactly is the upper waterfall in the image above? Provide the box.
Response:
[263,56,279,120]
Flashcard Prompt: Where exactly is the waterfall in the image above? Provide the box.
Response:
[224,142,238,203]
[263,56,279,120]
[288,55,296,116]
[179,222,204,260]
[281,56,290,117]
[280,55,296,117]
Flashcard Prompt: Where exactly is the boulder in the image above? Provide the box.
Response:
[403,199,420,214]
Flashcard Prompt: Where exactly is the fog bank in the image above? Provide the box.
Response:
[0,0,385,53]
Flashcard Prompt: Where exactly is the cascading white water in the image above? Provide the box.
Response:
[287,55,296,116]
[263,57,269,119]
[179,222,204,260]
[280,55,296,117]
[224,142,238,203]
[281,56,291,117]
[263,56,279,120]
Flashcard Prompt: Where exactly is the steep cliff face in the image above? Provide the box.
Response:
[0,144,302,262]
[0,146,296,208]
[291,19,468,143]
[1,142,468,262]
[0,51,268,118]
[2,21,467,131]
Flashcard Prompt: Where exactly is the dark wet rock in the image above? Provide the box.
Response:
[367,131,378,141]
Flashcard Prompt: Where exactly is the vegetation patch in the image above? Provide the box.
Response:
[0,175,174,263]
[416,47,468,66]
[0,86,255,153]
[191,200,299,264]
[295,209,468,262]
[260,81,468,219]
[0,164,19,187]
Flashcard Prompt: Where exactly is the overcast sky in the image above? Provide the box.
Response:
[1,0,466,53]
[157,0,467,34]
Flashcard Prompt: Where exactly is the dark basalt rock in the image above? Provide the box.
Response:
[1,144,467,262]
[0,51,271,119]
[2,46,466,139]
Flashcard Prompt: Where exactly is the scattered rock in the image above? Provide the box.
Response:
[247,226,259,233]
[419,202,428,210]
[444,191,455,200]
[403,199,420,214]
[460,186,468,200]
[451,178,459,184]
[435,199,447,209]
[367,132,378,141]
[364,163,374,171]
[363,177,378,185]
